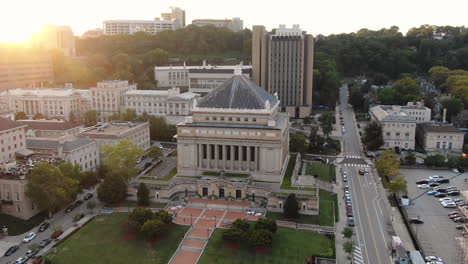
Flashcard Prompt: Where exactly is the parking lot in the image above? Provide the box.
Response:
[402,168,468,264]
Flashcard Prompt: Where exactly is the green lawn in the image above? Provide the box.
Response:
[281,154,315,191]
[198,225,335,264]
[0,211,48,235]
[305,162,336,182]
[266,189,338,226]
[159,168,177,181]
[46,213,189,264]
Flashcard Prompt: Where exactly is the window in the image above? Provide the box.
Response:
[228,117,232,121]
[436,142,440,148]
[16,192,19,201]
[17,205,20,213]
[386,132,390,136]
[244,118,248,122]
[405,133,410,137]
[213,117,217,121]
[253,118,257,122]
[221,117,225,121]
[237,117,241,121]
[205,116,209,121]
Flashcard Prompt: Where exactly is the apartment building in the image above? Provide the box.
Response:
[379,101,431,124]
[90,80,136,121]
[192,18,243,32]
[18,120,83,139]
[417,122,465,154]
[252,25,314,118]
[124,88,200,125]
[370,105,416,150]
[161,7,186,29]
[0,173,37,220]
[0,118,27,164]
[155,63,252,95]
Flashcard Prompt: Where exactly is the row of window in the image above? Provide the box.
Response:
[204,116,257,123]
[385,132,411,137]
[436,142,453,149]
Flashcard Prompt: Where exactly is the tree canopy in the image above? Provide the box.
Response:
[375,149,400,179]
[101,139,144,178]
[363,121,384,151]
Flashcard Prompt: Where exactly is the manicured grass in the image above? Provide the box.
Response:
[202,171,250,178]
[281,154,315,191]
[46,213,189,264]
[108,200,168,208]
[159,168,177,181]
[266,189,338,226]
[305,162,336,182]
[139,176,154,180]
[0,211,48,235]
[198,225,335,264]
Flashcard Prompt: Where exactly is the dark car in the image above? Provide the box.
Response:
[74,200,84,207]
[74,213,85,221]
[83,193,93,200]
[313,157,325,163]
[437,178,450,184]
[65,204,75,213]
[453,217,468,223]
[4,245,19,256]
[38,222,50,232]
[436,188,447,193]
[435,193,447,198]
[409,218,424,224]
[39,238,52,248]
[50,230,63,239]
[428,182,440,187]
[358,169,364,175]
[448,191,461,196]
[416,180,429,184]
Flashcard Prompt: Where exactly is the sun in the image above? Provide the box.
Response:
[0,26,39,44]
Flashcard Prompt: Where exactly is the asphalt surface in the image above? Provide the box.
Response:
[402,168,468,264]
[1,190,100,264]
[339,83,393,264]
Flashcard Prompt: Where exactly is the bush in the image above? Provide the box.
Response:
[154,210,172,224]
[141,219,165,239]
[129,208,154,225]
[137,183,150,206]
[424,154,446,167]
[249,229,273,248]
[222,226,246,242]
[284,194,300,218]
[232,219,250,232]
[123,220,141,234]
[254,218,277,233]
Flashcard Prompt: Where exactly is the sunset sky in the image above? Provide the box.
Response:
[2,0,467,43]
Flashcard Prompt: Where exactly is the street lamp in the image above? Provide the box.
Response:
[214,216,217,228]
[190,214,193,226]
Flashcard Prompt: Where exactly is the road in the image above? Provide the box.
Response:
[1,190,101,264]
[339,83,393,264]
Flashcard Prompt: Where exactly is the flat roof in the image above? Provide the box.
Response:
[78,122,148,137]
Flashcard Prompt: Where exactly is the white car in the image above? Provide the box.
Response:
[442,202,457,208]
[23,232,36,243]
[425,256,442,262]
[417,184,430,189]
[430,175,443,179]
[14,257,28,264]
[452,168,460,173]
[439,198,453,203]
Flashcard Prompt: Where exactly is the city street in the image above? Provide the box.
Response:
[339,83,393,264]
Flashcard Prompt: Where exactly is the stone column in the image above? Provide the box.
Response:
[222,145,227,170]
[230,145,234,170]
[179,103,182,115]
[214,144,219,169]
[238,145,242,171]
[198,144,203,169]
[256,147,260,171]
[247,146,251,171]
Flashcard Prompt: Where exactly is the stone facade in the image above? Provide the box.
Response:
[417,122,465,154]
[0,118,27,164]
[0,177,37,220]
[90,80,136,121]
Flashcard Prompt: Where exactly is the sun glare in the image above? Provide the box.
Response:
[0,26,39,44]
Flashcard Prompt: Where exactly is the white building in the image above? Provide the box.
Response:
[18,120,83,139]
[103,19,175,35]
[155,63,252,95]
[0,118,27,164]
[90,80,137,121]
[177,72,289,182]
[124,88,200,125]
[417,122,465,154]
[26,138,100,172]
[379,101,431,124]
[77,122,150,155]
[370,105,417,150]
[1,88,91,121]
[192,18,243,32]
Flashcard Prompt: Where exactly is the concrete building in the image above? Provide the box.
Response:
[177,72,290,182]
[417,122,465,154]
[155,63,252,95]
[0,173,37,220]
[0,118,27,164]
[161,7,186,29]
[103,19,175,35]
[17,120,83,139]
[379,101,431,124]
[192,18,243,32]
[81,28,103,38]
[90,80,137,121]
[77,121,150,155]
[26,138,99,171]
[370,105,417,150]
[31,25,76,57]
[252,24,314,118]
[124,88,200,125]
[1,88,91,121]
[0,54,54,91]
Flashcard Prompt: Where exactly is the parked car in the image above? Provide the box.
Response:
[436,178,450,184]
[456,225,465,230]
[358,169,364,175]
[74,200,84,207]
[448,211,461,216]
[439,198,453,203]
[452,168,460,173]
[416,179,429,184]
[347,217,355,227]
[450,213,463,219]
[25,248,39,258]
[409,218,424,224]
[425,256,442,262]
[343,177,348,183]
[347,211,353,217]
[442,202,457,208]
[435,193,447,198]
[74,213,85,221]
[83,193,93,200]
[428,182,440,187]
[448,190,461,196]
[65,204,75,213]
[427,190,438,195]
[417,184,430,189]
[23,232,36,243]
[430,175,443,180]
[453,217,468,223]
[39,238,52,248]
[4,245,20,256]
[50,230,64,239]
[14,256,28,264]
[38,222,50,232]
[435,188,447,193]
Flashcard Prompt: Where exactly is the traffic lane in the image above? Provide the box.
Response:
[402,169,466,263]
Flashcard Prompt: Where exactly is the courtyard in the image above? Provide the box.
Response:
[304,161,336,182]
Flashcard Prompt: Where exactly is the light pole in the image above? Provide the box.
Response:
[214,216,217,228]
[190,213,193,226]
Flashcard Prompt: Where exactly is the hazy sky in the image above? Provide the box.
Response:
[2,0,468,42]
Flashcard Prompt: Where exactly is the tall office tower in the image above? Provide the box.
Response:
[161,7,186,29]
[31,25,76,57]
[252,24,314,118]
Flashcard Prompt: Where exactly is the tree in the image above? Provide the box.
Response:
[154,210,172,224]
[137,183,150,206]
[129,208,154,225]
[141,219,165,239]
[232,219,250,232]
[249,229,273,248]
[121,109,137,121]
[403,152,416,165]
[254,218,277,233]
[428,66,450,87]
[222,226,246,242]
[123,220,141,234]
[363,121,384,151]
[343,241,354,257]
[283,193,300,219]
[58,162,82,183]
[33,113,46,120]
[441,98,464,122]
[143,48,169,66]
[445,75,468,103]
[80,172,99,189]
[97,173,127,205]
[86,201,96,212]
[147,146,162,160]
[101,139,145,179]
[319,112,334,138]
[377,87,396,105]
[83,110,98,126]
[341,227,353,239]
[26,163,79,216]
[424,154,446,167]
[289,134,308,153]
[15,112,27,120]
[309,127,326,153]
[375,149,400,179]
[387,177,408,195]
[393,77,420,103]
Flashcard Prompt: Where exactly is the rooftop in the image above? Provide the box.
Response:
[6,88,90,98]
[78,122,147,137]
[419,122,463,133]
[17,120,82,131]
[370,105,416,123]
[0,117,27,131]
[196,75,278,110]
[26,138,94,152]
[155,64,252,71]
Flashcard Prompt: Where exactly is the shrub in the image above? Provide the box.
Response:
[129,208,153,225]
[249,229,273,248]
[254,218,277,233]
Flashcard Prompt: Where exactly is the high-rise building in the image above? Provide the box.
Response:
[161,7,186,29]
[31,25,76,57]
[252,24,314,118]
[192,18,243,32]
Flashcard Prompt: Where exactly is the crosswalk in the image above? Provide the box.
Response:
[353,246,364,264]
[344,154,363,159]
[342,163,371,168]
